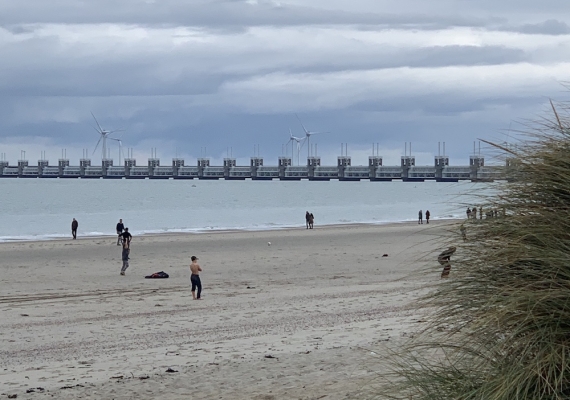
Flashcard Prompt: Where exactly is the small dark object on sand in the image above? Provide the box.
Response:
[165,368,178,373]
[382,254,388,257]
[264,355,278,359]
[247,286,256,289]
[20,314,29,317]
[8,395,17,399]
[139,375,150,380]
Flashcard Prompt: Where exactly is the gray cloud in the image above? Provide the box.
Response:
[498,19,570,35]
[0,0,568,165]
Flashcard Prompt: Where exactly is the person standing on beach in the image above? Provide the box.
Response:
[71,218,78,239]
[305,211,311,229]
[309,213,314,229]
[121,227,132,245]
[190,256,203,300]
[418,210,423,224]
[466,208,471,219]
[116,219,125,245]
[425,210,430,224]
[120,239,130,275]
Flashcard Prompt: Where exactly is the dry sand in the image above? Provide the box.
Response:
[0,221,455,399]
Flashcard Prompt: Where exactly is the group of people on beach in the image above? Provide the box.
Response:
[466,207,501,219]
[70,217,204,300]
[418,210,430,224]
[116,219,132,275]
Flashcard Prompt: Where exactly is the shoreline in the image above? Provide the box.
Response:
[0,217,461,244]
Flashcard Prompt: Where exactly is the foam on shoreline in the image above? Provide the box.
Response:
[0,216,461,243]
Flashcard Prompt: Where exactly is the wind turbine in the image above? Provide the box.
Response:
[295,114,329,157]
[286,128,306,166]
[108,137,125,166]
[91,112,123,162]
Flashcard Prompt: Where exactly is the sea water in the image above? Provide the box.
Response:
[0,179,491,241]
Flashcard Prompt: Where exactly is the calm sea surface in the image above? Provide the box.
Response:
[0,179,491,241]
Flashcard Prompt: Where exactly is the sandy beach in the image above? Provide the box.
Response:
[0,221,453,399]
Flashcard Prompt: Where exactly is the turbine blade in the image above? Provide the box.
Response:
[92,136,102,156]
[295,114,309,135]
[91,112,103,132]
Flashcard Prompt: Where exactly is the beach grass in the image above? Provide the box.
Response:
[378,99,570,399]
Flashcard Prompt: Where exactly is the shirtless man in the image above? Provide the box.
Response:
[190,256,203,300]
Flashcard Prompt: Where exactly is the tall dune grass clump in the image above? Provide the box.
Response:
[380,102,570,399]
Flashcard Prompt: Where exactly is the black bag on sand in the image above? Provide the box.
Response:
[145,271,169,279]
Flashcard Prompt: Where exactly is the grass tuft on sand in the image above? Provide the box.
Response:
[379,100,570,400]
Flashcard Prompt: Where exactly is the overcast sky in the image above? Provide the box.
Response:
[0,0,569,167]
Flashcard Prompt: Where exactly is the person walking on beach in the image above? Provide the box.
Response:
[305,211,311,229]
[71,218,78,239]
[309,213,314,229]
[466,207,471,219]
[116,219,125,245]
[121,227,132,246]
[418,210,423,224]
[425,210,430,224]
[190,256,203,300]
[120,239,130,275]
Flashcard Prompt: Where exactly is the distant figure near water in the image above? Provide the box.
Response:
[116,219,125,245]
[306,211,311,229]
[425,210,430,224]
[418,210,423,224]
[71,218,78,239]
[438,246,456,278]
[309,213,314,229]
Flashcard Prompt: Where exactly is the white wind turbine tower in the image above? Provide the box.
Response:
[91,112,123,162]
[296,114,329,157]
[108,137,125,166]
[286,128,306,166]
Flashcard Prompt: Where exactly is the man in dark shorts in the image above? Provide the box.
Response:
[71,218,78,239]
[116,219,124,245]
[121,227,132,245]
[190,256,203,300]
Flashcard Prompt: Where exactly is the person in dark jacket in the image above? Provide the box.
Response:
[116,219,125,245]
[425,210,431,224]
[71,218,78,239]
